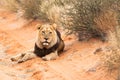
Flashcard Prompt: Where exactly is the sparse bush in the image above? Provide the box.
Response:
[60,0,120,41]
[0,0,20,12]
[17,0,72,22]
[101,48,120,70]
[19,0,48,20]
[0,0,65,22]
[99,47,120,79]
[40,0,63,23]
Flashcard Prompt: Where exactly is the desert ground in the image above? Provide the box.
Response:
[0,9,117,80]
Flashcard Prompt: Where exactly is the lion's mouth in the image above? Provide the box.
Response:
[42,41,49,46]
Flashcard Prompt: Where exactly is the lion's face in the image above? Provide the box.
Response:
[36,23,58,49]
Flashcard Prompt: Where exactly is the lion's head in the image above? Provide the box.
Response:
[36,23,58,49]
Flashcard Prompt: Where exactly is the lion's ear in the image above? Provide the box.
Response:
[52,23,57,30]
[36,24,42,30]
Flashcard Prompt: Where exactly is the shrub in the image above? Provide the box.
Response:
[0,0,20,12]
[17,0,66,22]
[101,48,120,70]
[19,0,48,20]
[1,0,62,22]
[60,0,120,41]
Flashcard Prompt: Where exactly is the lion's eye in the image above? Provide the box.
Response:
[49,32,52,34]
[37,27,40,29]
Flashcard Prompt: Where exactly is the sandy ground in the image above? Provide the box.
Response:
[0,9,117,80]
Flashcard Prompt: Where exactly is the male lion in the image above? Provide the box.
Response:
[11,23,65,63]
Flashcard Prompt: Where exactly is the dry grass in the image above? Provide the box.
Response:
[19,0,44,20]
[0,0,64,22]
[40,0,63,23]
[61,0,105,41]
[60,0,120,42]
[100,48,120,70]
[0,0,20,12]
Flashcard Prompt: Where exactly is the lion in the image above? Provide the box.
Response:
[11,23,65,63]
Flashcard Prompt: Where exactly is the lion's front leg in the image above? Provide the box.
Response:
[42,51,58,61]
[11,51,36,63]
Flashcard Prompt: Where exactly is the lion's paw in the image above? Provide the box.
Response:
[11,53,26,62]
[11,51,36,63]
[42,52,58,61]
[42,56,55,61]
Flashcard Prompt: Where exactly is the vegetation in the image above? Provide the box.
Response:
[60,0,120,41]
[18,0,44,20]
[0,0,19,12]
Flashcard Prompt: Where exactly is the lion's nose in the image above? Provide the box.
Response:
[44,38,48,40]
